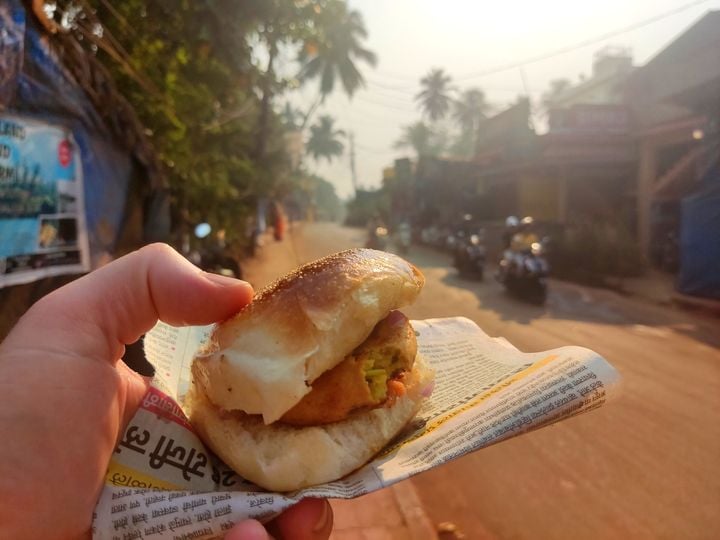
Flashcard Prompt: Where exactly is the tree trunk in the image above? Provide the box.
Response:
[299,93,323,130]
[254,39,277,160]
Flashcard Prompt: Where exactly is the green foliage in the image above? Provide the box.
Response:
[304,174,343,221]
[298,1,377,97]
[76,0,373,247]
[394,121,446,158]
[415,68,453,122]
[406,70,493,160]
[86,1,267,242]
[450,88,491,159]
[312,176,344,221]
[345,188,390,227]
[282,172,342,222]
[306,115,345,162]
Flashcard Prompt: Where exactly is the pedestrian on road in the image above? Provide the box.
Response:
[0,243,333,540]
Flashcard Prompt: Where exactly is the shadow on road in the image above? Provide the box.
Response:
[439,270,548,325]
[433,254,720,349]
[295,225,719,350]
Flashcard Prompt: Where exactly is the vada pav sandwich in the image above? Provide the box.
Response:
[187,249,435,491]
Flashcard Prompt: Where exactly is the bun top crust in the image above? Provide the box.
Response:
[191,248,424,424]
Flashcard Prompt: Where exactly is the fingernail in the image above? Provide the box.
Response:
[204,272,247,288]
[312,500,331,533]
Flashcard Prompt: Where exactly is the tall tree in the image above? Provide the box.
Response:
[306,115,345,162]
[453,88,491,133]
[451,88,492,158]
[67,0,269,238]
[415,68,453,122]
[394,121,444,158]
[254,1,376,158]
[298,1,377,126]
[253,1,316,159]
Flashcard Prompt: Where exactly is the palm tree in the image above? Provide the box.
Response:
[299,2,377,110]
[281,103,302,130]
[394,121,444,158]
[255,1,375,158]
[451,88,491,158]
[453,88,491,133]
[415,68,453,122]
[306,115,345,163]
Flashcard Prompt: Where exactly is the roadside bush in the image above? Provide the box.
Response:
[344,188,390,227]
[551,221,645,284]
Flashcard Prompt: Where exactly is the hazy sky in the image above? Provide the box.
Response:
[289,0,720,198]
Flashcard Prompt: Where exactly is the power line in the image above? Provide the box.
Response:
[372,69,419,83]
[343,102,414,123]
[358,85,418,104]
[316,2,715,126]
[353,93,416,113]
[355,142,396,155]
[365,78,418,94]
[454,0,713,81]
[362,0,712,88]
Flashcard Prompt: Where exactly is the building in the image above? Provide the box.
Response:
[468,12,719,283]
[626,10,720,262]
[472,96,635,228]
[0,0,166,336]
[546,46,634,109]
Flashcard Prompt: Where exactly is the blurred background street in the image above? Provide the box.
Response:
[1,1,719,538]
[246,222,720,539]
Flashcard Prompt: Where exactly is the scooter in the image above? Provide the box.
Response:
[497,240,549,304]
[454,233,486,280]
[366,226,389,250]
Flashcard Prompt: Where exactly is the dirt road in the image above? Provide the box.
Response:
[246,222,720,539]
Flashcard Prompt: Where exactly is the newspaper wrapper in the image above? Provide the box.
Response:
[93,317,620,540]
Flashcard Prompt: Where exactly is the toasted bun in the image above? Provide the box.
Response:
[191,249,424,424]
[187,355,434,491]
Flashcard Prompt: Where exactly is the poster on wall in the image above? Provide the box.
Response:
[0,115,90,288]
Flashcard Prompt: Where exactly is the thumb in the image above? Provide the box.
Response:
[223,520,270,540]
[5,243,253,362]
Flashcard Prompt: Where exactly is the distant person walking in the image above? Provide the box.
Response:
[272,202,287,242]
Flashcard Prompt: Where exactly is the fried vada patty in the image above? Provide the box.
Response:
[280,310,417,426]
[188,249,434,492]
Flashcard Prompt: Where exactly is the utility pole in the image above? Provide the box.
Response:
[519,66,536,131]
[349,131,358,195]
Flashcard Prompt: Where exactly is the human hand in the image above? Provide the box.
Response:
[0,243,333,539]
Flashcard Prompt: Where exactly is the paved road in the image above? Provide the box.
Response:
[248,222,720,540]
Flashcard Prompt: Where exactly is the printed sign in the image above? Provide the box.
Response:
[0,115,90,287]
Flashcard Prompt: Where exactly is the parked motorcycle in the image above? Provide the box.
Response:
[200,248,243,279]
[497,239,549,304]
[454,232,486,279]
[186,223,243,279]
